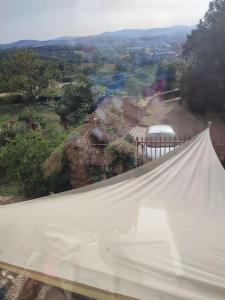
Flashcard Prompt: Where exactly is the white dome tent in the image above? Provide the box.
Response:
[0,128,225,300]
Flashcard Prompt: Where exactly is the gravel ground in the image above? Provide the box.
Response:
[4,274,28,300]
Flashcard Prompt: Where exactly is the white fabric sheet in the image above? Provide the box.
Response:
[0,129,225,299]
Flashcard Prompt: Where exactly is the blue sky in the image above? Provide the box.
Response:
[0,0,210,43]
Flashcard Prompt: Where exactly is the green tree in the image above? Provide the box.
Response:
[1,49,58,101]
[0,131,57,197]
[56,76,95,125]
[181,0,225,112]
[166,64,177,90]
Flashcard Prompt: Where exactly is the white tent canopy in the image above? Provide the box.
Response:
[0,129,225,300]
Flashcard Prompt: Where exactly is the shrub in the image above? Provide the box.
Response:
[87,165,104,183]
[18,107,46,128]
[0,94,29,105]
[0,131,56,197]
[124,133,135,144]
[0,121,27,146]
[47,153,72,193]
[105,139,135,173]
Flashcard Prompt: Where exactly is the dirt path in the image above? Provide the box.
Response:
[0,196,24,205]
[147,99,225,138]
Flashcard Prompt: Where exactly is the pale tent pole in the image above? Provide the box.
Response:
[0,261,139,300]
[208,121,212,128]
[208,121,212,138]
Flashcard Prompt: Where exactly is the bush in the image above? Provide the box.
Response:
[0,121,27,146]
[42,143,72,193]
[18,107,46,128]
[0,94,29,105]
[0,131,57,197]
[105,139,135,173]
[47,154,72,193]
[87,165,104,183]
[61,76,73,83]
[124,133,135,144]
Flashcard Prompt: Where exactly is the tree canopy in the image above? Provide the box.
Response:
[56,76,95,125]
[181,0,225,112]
[0,48,58,100]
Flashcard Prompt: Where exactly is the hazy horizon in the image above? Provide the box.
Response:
[0,0,210,44]
[0,24,195,45]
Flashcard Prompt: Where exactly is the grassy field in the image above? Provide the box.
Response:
[0,103,64,132]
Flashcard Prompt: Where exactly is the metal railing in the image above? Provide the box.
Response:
[135,136,191,166]
[75,135,225,169]
[136,135,225,167]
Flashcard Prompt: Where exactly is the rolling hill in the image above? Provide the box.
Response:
[0,25,193,50]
